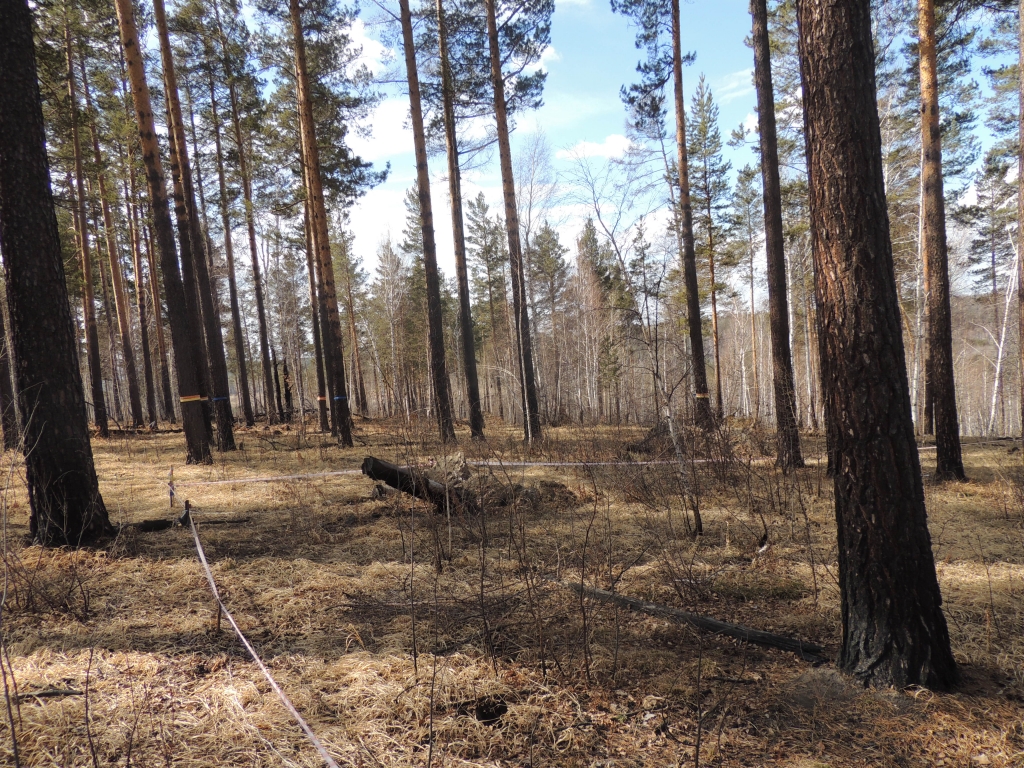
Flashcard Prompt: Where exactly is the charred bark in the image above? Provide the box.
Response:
[0,0,111,544]
[796,0,957,689]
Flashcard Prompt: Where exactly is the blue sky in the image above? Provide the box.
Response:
[346,0,763,274]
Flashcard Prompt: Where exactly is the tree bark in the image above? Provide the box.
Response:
[65,25,108,438]
[143,216,177,423]
[0,0,111,544]
[1018,0,1024,440]
[125,166,158,427]
[165,115,214,437]
[671,0,713,428]
[153,0,235,451]
[79,58,144,429]
[208,74,254,427]
[750,0,802,468]
[0,292,18,449]
[114,0,210,462]
[303,199,330,431]
[398,0,456,444]
[341,243,368,417]
[485,0,542,444]
[437,0,485,439]
[288,0,353,445]
[918,0,964,480]
[795,0,957,689]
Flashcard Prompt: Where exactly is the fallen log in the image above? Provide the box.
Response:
[558,580,827,663]
[361,456,477,513]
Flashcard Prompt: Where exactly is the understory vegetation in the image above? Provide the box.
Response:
[1,422,1021,767]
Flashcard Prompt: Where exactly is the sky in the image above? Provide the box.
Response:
[344,0,762,276]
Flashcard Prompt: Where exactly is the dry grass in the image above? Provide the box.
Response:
[0,419,1021,767]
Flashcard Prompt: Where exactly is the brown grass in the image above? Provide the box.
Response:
[0,419,1022,767]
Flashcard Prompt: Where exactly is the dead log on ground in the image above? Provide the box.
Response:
[361,456,477,513]
[559,579,827,662]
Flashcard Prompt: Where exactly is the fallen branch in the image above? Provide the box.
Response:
[558,580,827,662]
[361,456,477,513]
[15,688,83,704]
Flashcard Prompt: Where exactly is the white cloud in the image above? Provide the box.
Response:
[713,68,755,105]
[556,134,631,160]
[347,98,412,163]
[743,112,758,134]
[349,18,390,76]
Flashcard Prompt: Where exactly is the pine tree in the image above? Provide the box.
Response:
[749,0,802,466]
[688,74,732,419]
[797,0,957,690]
[0,0,111,544]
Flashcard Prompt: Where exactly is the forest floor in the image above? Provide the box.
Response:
[0,418,1022,767]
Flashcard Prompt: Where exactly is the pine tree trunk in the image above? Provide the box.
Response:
[114,0,210,462]
[98,254,124,424]
[750,0,802,467]
[1018,0,1024,440]
[166,119,214,435]
[485,0,542,444]
[708,228,724,419]
[919,0,964,480]
[672,0,713,428]
[0,0,111,544]
[125,169,158,427]
[154,0,235,450]
[288,0,353,445]
[436,0,484,439]
[0,293,18,449]
[342,248,368,417]
[796,0,958,689]
[143,217,177,423]
[79,58,144,429]
[398,0,456,444]
[66,26,108,438]
[303,200,330,431]
[209,75,254,427]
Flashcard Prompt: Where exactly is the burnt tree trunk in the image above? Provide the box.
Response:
[398,0,456,444]
[0,0,111,544]
[795,0,958,689]
[750,0,803,469]
[154,0,235,451]
[114,0,210,462]
[918,0,964,480]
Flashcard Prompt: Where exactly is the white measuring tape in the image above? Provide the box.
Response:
[183,502,340,768]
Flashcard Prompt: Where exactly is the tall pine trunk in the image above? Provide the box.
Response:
[437,0,485,439]
[208,74,254,427]
[66,25,108,438]
[750,0,802,468]
[0,293,18,449]
[288,0,353,445]
[153,0,235,451]
[114,0,210,462]
[143,216,177,423]
[485,0,542,444]
[398,0,455,444]
[79,58,145,429]
[0,0,111,544]
[304,201,330,431]
[796,0,957,689]
[125,167,158,427]
[918,0,964,480]
[672,0,713,428]
[1018,0,1024,440]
